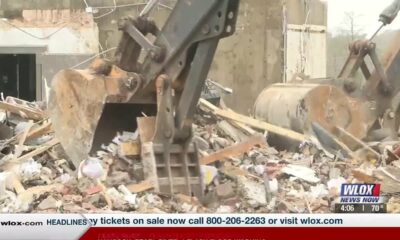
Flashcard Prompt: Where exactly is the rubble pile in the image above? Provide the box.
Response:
[1,96,400,214]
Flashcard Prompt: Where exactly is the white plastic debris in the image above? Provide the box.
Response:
[79,157,104,180]
[292,153,303,161]
[119,131,139,141]
[287,188,303,198]
[0,172,9,197]
[0,189,17,213]
[327,177,347,191]
[282,164,320,183]
[309,184,329,198]
[200,165,218,186]
[0,112,6,123]
[269,178,279,193]
[254,165,265,176]
[145,194,163,208]
[107,186,137,209]
[59,174,72,184]
[118,185,137,206]
[181,202,198,213]
[19,159,42,181]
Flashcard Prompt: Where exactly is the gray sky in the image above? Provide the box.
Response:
[327,0,400,35]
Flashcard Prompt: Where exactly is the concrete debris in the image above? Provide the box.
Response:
[0,96,399,214]
[238,176,267,207]
[37,196,61,211]
[19,159,42,182]
[387,197,400,213]
[327,177,346,193]
[117,185,137,206]
[106,186,137,211]
[215,182,235,199]
[282,165,320,183]
[329,168,342,180]
[309,184,329,198]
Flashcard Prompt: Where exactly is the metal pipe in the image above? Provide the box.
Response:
[140,0,160,18]
[369,23,385,41]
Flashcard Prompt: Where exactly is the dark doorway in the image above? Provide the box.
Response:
[0,54,36,101]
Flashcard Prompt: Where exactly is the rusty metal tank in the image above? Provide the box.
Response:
[253,83,372,141]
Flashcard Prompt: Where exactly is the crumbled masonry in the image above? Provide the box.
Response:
[1,96,399,213]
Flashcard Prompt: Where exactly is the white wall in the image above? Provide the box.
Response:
[0,24,99,54]
[0,9,99,101]
[0,9,99,54]
[285,24,327,81]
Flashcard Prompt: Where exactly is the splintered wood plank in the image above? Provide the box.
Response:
[126,180,154,193]
[217,120,248,142]
[119,141,141,156]
[26,122,53,141]
[0,102,44,120]
[198,99,306,142]
[229,118,257,135]
[220,164,263,181]
[15,138,60,163]
[14,121,34,158]
[352,170,376,183]
[335,126,380,160]
[137,117,156,143]
[200,135,266,165]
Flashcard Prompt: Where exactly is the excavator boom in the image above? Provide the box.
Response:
[49,0,239,198]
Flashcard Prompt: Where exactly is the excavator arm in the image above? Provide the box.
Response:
[49,0,239,198]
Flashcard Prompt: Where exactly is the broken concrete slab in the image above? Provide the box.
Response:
[237,176,267,207]
[37,196,60,211]
[282,164,320,183]
[14,184,64,213]
[387,197,400,213]
[216,182,235,199]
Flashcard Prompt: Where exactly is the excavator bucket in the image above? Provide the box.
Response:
[48,69,107,165]
[48,65,156,167]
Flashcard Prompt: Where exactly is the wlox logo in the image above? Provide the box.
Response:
[340,184,381,203]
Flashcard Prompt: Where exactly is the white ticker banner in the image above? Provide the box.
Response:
[0,214,399,239]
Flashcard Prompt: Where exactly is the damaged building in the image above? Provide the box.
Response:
[1,0,400,215]
[0,0,327,113]
[0,1,98,101]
